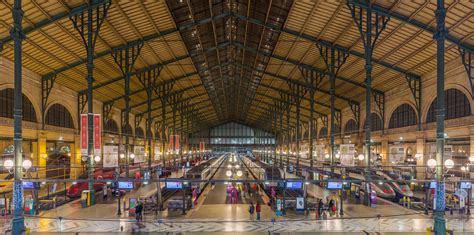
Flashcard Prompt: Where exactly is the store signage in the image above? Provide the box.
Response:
[80,114,88,155]
[133,146,146,163]
[93,114,101,155]
[103,145,119,167]
[340,144,355,166]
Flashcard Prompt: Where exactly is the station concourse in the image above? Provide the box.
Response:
[0,0,473,234]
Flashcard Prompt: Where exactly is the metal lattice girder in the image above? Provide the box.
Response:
[349,101,360,128]
[0,0,112,46]
[372,91,385,132]
[232,42,385,94]
[102,101,114,126]
[405,75,422,130]
[459,48,474,98]
[112,43,144,76]
[130,84,201,111]
[320,115,328,128]
[255,91,327,117]
[231,12,420,79]
[134,113,143,131]
[41,74,57,129]
[347,0,474,52]
[42,12,231,82]
[77,93,88,115]
[147,93,208,119]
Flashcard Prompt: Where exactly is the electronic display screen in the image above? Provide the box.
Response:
[118,181,134,190]
[285,181,302,189]
[430,182,437,189]
[166,181,183,189]
[461,182,472,189]
[327,181,343,189]
[22,181,35,189]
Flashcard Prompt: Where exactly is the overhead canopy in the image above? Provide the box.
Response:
[0,0,472,134]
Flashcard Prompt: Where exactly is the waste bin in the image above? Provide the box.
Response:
[81,190,92,208]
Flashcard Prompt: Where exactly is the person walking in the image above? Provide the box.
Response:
[256,202,261,221]
[248,202,255,220]
[135,202,143,222]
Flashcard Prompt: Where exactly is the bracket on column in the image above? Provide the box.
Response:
[405,75,422,130]
[70,1,111,63]
[138,66,162,93]
[335,109,342,136]
[102,101,114,126]
[349,101,360,128]
[134,114,143,132]
[347,3,390,52]
[112,43,144,76]
[372,92,385,133]
[320,115,328,128]
[156,81,176,101]
[459,47,474,98]
[317,45,349,76]
[78,93,88,115]
[287,83,307,106]
[41,74,57,129]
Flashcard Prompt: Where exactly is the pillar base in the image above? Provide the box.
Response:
[433,210,446,235]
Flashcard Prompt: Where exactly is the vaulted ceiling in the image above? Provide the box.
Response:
[0,0,472,134]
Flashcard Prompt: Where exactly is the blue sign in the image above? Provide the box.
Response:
[461,182,472,189]
[286,181,302,189]
[118,181,134,190]
[22,181,35,189]
[430,182,437,189]
[166,181,183,189]
[327,181,343,189]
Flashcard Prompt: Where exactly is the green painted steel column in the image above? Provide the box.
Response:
[329,48,336,175]
[363,8,373,208]
[434,0,447,233]
[86,4,95,191]
[11,0,25,233]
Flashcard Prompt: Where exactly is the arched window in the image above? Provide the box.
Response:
[0,88,37,122]
[363,113,383,131]
[389,104,417,129]
[146,129,153,140]
[426,89,471,123]
[104,119,119,134]
[135,127,145,139]
[302,129,309,140]
[330,124,341,135]
[319,127,328,138]
[122,124,134,137]
[45,104,74,128]
[344,119,358,134]
[154,131,160,140]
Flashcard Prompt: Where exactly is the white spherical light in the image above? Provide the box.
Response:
[444,159,454,169]
[236,170,243,177]
[22,159,32,170]
[226,170,232,177]
[469,156,474,162]
[227,164,232,169]
[120,153,125,159]
[130,153,135,159]
[324,154,330,159]
[358,154,364,161]
[4,159,13,170]
[335,154,340,159]
[94,156,101,162]
[235,165,240,169]
[427,159,437,169]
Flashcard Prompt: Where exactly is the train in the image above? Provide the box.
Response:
[240,155,283,189]
[376,170,414,199]
[186,154,226,190]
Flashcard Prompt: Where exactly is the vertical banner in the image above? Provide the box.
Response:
[389,146,405,163]
[300,143,308,159]
[340,144,355,166]
[134,146,146,163]
[174,135,180,152]
[80,114,88,156]
[103,145,118,167]
[167,135,174,153]
[93,114,101,155]
[199,141,205,153]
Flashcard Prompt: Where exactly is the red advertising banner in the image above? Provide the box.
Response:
[80,114,88,155]
[199,141,205,153]
[167,134,174,153]
[174,135,180,151]
[93,114,101,155]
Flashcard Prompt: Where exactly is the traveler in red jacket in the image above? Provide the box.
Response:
[256,202,261,221]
